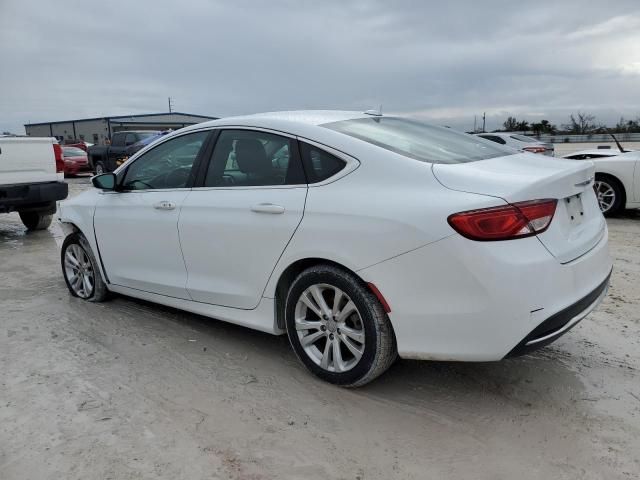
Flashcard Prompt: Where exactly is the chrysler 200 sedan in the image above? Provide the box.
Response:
[58,111,612,386]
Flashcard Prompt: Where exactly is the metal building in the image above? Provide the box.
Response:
[24,112,217,145]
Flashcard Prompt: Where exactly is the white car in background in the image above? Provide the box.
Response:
[58,111,611,386]
[563,149,640,215]
[475,132,554,156]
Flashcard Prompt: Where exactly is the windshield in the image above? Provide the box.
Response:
[322,117,513,164]
[63,147,86,157]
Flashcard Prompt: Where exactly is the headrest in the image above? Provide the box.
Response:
[235,139,270,176]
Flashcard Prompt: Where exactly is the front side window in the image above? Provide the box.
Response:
[323,117,513,164]
[204,130,305,187]
[121,131,208,190]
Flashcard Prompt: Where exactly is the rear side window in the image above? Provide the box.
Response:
[323,117,513,164]
[299,142,346,183]
[204,130,305,187]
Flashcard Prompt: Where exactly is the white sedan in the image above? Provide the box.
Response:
[474,132,554,156]
[563,150,640,215]
[58,111,612,386]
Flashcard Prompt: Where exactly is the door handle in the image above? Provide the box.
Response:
[153,200,176,210]
[251,203,285,214]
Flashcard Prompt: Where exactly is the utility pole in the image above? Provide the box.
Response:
[482,112,486,132]
[168,97,174,113]
[474,115,477,133]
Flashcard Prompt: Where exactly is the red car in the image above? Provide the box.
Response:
[62,146,90,176]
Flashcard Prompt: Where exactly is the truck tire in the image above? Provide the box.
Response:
[19,212,53,231]
[95,162,105,175]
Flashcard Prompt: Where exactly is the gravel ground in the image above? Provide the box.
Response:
[1,176,639,480]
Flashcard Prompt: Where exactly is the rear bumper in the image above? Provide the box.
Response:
[358,226,612,361]
[0,181,68,213]
[505,270,610,357]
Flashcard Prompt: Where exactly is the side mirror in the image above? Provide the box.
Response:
[92,172,117,191]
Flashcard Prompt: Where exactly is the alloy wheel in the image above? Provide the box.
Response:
[294,284,365,373]
[594,180,615,213]
[64,244,94,298]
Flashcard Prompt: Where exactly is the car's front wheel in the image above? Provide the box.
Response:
[61,232,109,302]
[285,265,397,387]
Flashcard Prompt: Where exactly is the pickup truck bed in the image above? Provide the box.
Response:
[0,136,68,230]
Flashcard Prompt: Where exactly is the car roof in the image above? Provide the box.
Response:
[115,130,161,135]
[179,110,376,138]
[198,110,369,127]
[475,132,524,137]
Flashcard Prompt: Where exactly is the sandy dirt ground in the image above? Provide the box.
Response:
[1,177,639,480]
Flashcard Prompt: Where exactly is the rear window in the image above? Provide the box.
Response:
[322,117,513,164]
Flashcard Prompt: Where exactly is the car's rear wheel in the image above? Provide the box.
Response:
[61,232,109,302]
[594,174,624,216]
[19,211,53,231]
[95,162,105,175]
[285,265,397,387]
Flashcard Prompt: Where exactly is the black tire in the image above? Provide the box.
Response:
[61,232,109,302]
[95,162,105,175]
[594,174,624,217]
[19,211,53,231]
[285,265,397,387]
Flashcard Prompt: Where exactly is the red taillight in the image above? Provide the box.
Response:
[53,143,64,173]
[448,199,557,241]
[522,146,546,154]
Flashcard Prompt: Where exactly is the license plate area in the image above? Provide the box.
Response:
[564,193,584,225]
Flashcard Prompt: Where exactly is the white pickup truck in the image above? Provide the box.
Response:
[0,136,68,230]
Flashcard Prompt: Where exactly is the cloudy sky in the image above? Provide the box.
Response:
[1,0,639,133]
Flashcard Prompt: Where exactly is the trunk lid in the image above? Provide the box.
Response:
[433,153,605,263]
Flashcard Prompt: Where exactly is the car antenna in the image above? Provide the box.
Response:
[364,105,383,116]
[609,132,627,153]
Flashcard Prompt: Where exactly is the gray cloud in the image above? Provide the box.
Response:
[1,0,639,133]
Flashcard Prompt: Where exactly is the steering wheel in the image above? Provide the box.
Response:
[162,168,190,188]
[222,174,236,186]
[127,179,154,190]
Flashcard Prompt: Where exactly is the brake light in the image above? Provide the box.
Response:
[53,143,64,173]
[448,199,557,241]
[522,146,546,154]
